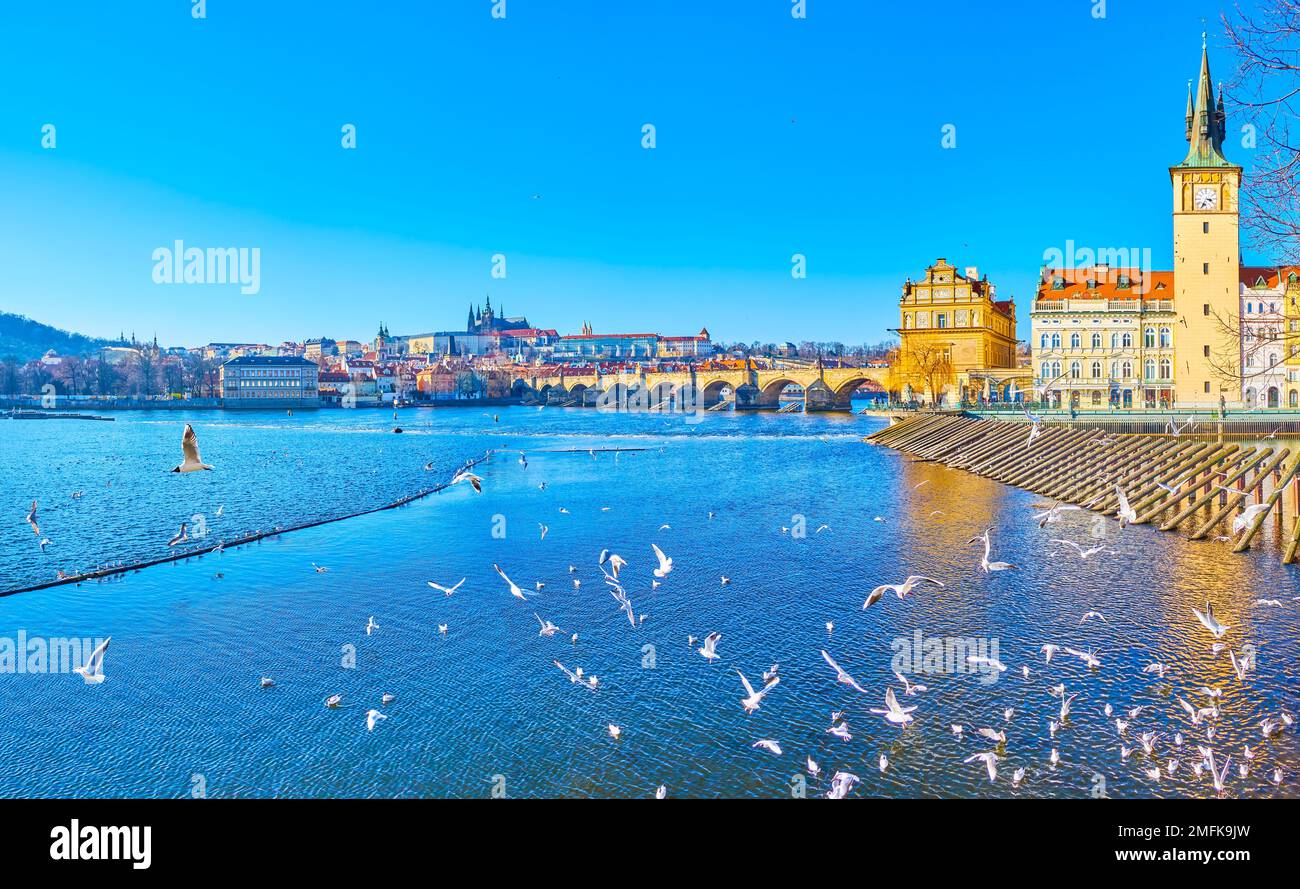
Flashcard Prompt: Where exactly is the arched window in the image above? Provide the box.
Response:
[1110,333,1119,349]
[1091,333,1102,349]
[1070,333,1081,349]
[1051,333,1061,349]
[1291,390,1298,408]
[1159,358,1171,380]
[1145,358,1156,379]
[1040,333,1050,350]
[1144,327,1156,348]
[1091,361,1102,379]
[1159,327,1172,348]
[1121,360,1133,379]
[1122,332,1133,348]
[1069,361,1082,379]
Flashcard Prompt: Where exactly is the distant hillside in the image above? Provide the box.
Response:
[0,311,111,363]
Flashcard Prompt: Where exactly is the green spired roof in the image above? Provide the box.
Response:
[1175,36,1233,169]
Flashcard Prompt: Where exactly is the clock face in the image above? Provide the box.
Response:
[1194,186,1218,210]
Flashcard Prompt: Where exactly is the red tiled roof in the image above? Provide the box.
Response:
[1240,265,1300,289]
[1036,268,1173,300]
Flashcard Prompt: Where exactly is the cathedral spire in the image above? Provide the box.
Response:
[1178,35,1231,168]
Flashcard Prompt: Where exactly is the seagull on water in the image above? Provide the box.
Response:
[535,613,562,637]
[73,637,110,685]
[172,424,213,472]
[826,770,859,799]
[366,709,387,732]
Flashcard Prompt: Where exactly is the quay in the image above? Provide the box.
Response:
[868,414,1300,566]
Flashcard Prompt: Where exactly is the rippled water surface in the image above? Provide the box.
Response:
[0,407,1296,798]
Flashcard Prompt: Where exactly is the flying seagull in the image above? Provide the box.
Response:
[451,468,483,493]
[427,578,465,596]
[821,649,869,694]
[865,575,944,608]
[869,687,917,727]
[493,564,529,601]
[737,670,779,714]
[969,529,1016,572]
[1191,601,1230,639]
[172,424,213,473]
[651,543,673,578]
[73,637,110,685]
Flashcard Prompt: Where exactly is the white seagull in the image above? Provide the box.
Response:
[172,424,213,472]
[73,637,110,685]
[651,543,673,578]
[427,578,465,596]
[493,564,529,601]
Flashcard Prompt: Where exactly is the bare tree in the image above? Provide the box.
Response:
[899,341,954,405]
[1224,1,1300,258]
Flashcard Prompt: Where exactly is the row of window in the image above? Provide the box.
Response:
[226,368,313,378]
[1038,328,1173,350]
[235,379,306,388]
[1040,358,1172,381]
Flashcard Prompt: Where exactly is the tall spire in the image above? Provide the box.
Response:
[1178,34,1231,167]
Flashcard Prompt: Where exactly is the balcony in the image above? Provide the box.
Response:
[1033,298,1174,314]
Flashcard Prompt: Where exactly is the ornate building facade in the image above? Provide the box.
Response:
[895,258,1018,405]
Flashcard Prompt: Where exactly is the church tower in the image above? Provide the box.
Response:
[1171,35,1242,408]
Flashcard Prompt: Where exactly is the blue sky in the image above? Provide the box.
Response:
[0,0,1268,348]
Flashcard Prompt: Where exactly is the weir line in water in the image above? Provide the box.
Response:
[0,450,498,598]
[867,414,1300,567]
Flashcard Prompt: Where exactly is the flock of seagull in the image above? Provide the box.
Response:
[21,420,1299,799]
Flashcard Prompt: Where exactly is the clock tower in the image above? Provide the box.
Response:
[1170,36,1242,409]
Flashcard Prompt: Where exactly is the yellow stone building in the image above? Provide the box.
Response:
[895,258,1018,405]
[1171,39,1244,409]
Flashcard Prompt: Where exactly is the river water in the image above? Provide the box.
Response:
[0,407,1295,797]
